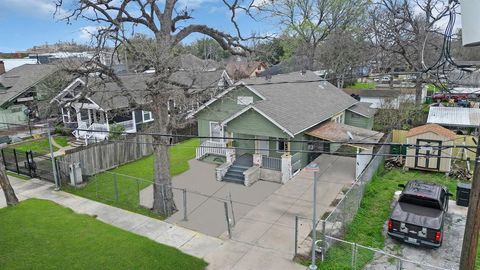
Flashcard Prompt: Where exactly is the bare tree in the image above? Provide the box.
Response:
[317,28,371,88]
[0,160,19,206]
[257,0,368,70]
[55,0,260,216]
[369,0,453,105]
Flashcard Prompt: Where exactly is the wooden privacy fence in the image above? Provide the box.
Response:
[392,129,476,160]
[57,135,154,177]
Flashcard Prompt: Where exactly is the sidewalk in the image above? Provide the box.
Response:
[1,177,306,270]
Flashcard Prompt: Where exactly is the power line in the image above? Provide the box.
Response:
[74,127,479,150]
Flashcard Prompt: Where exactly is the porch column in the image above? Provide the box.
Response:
[281,153,292,184]
[87,109,92,125]
[225,131,236,164]
[131,111,137,132]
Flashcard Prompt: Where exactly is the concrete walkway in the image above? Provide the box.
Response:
[1,176,306,270]
[140,160,282,237]
[218,155,356,260]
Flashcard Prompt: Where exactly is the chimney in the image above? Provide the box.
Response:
[0,61,5,75]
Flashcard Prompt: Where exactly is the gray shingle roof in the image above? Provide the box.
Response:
[84,70,226,111]
[347,102,376,118]
[241,71,358,135]
[0,64,58,106]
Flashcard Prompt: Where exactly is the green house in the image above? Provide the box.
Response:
[189,71,378,185]
[0,64,61,129]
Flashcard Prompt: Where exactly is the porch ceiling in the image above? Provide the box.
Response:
[305,122,384,149]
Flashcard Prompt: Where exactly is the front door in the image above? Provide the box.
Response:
[415,139,441,170]
[256,136,269,156]
[209,122,223,142]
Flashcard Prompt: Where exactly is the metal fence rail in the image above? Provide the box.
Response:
[262,155,281,171]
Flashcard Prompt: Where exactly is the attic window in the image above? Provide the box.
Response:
[237,96,253,105]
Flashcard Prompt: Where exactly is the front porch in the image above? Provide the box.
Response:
[62,106,137,145]
[195,134,302,186]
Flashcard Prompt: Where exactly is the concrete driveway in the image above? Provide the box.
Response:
[218,154,356,260]
[140,160,282,237]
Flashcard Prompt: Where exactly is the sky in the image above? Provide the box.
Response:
[0,0,275,52]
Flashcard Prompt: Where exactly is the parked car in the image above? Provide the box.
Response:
[381,75,391,83]
[387,180,452,248]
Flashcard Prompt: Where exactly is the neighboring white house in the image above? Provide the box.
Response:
[344,87,427,109]
[51,70,232,144]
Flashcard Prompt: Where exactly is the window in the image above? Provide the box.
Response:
[237,96,254,105]
[142,111,153,122]
[277,138,286,151]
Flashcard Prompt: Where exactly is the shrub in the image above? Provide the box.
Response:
[109,124,125,140]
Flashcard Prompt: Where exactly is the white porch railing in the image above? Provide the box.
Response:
[196,140,227,159]
[116,120,136,133]
[73,119,136,144]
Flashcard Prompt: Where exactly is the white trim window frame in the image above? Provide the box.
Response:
[277,138,286,152]
[142,110,154,123]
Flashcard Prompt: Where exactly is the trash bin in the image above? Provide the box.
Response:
[425,96,433,104]
[456,182,471,207]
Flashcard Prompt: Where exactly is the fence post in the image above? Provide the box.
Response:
[351,242,357,270]
[396,258,402,270]
[229,192,236,226]
[183,188,188,221]
[224,201,232,239]
[25,151,32,177]
[29,151,35,177]
[321,220,326,262]
[113,173,119,202]
[72,162,77,188]
[294,216,299,258]
[136,179,140,205]
[13,149,19,174]
[95,174,99,198]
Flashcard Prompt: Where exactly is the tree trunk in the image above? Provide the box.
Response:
[414,78,423,106]
[0,162,19,206]
[150,95,177,216]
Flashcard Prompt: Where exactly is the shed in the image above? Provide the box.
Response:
[405,124,455,173]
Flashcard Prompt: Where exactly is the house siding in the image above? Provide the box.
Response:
[0,105,28,129]
[196,86,263,137]
[345,110,374,130]
[226,109,289,139]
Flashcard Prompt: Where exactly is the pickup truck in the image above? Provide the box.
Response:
[387,180,452,248]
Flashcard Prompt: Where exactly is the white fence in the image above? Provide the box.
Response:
[195,140,226,159]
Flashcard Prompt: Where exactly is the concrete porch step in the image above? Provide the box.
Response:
[222,175,245,184]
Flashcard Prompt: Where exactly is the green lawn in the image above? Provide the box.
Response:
[349,82,376,89]
[8,136,69,155]
[6,172,31,181]
[64,139,200,218]
[0,199,207,270]
[313,167,470,269]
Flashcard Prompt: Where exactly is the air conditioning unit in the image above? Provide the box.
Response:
[460,0,480,47]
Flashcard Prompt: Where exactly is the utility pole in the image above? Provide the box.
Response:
[305,162,320,270]
[460,137,480,270]
[47,121,60,190]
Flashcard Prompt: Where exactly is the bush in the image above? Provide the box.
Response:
[54,125,73,136]
[109,124,125,140]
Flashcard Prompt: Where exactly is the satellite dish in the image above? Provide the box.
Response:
[347,131,354,141]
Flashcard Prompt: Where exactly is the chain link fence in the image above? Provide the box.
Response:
[59,162,238,237]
